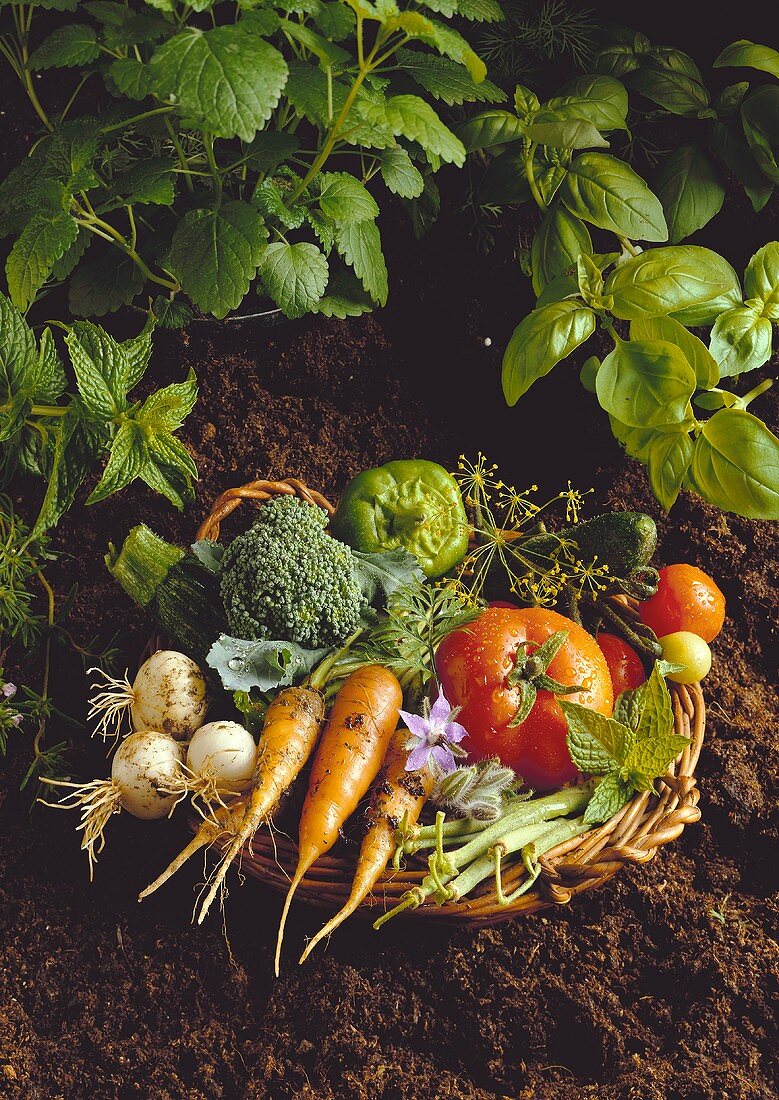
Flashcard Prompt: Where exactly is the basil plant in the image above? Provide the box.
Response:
[0,0,504,321]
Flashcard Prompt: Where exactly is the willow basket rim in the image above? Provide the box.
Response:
[191,476,705,927]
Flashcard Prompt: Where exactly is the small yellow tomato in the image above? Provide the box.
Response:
[659,632,712,684]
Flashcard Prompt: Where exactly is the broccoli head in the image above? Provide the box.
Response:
[219,495,367,648]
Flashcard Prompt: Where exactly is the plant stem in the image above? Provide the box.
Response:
[164,117,195,193]
[524,142,546,210]
[617,235,640,257]
[738,377,774,408]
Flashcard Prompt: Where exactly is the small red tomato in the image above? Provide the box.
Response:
[639,564,726,643]
[597,633,646,695]
[436,606,613,791]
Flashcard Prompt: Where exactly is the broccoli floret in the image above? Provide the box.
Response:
[219,496,367,648]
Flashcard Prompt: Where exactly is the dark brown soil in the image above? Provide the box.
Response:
[1,14,778,1099]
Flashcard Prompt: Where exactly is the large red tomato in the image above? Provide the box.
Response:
[436,607,613,790]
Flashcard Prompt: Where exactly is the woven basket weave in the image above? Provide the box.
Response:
[193,477,705,927]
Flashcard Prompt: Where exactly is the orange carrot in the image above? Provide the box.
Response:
[299,726,434,962]
[274,665,402,974]
[192,685,325,923]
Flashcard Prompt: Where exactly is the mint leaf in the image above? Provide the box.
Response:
[0,292,39,400]
[396,49,505,106]
[245,131,299,174]
[150,25,289,141]
[253,178,306,229]
[374,95,466,166]
[87,420,147,504]
[623,732,691,785]
[167,201,268,319]
[380,146,425,198]
[65,321,146,420]
[137,369,197,431]
[68,248,144,317]
[334,220,388,305]
[561,700,634,772]
[258,241,329,318]
[317,173,379,223]
[32,405,105,534]
[105,58,154,100]
[140,434,197,510]
[29,25,100,70]
[584,772,633,824]
[312,269,375,319]
[6,213,79,311]
[615,664,675,744]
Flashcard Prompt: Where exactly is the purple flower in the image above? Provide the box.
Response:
[9,713,22,727]
[400,688,469,775]
[2,682,16,699]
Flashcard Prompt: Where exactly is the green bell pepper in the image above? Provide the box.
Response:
[331,459,469,579]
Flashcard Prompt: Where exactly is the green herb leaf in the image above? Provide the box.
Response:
[379,146,425,198]
[87,420,148,504]
[531,205,592,295]
[562,700,634,772]
[311,268,375,318]
[333,219,388,305]
[691,409,779,519]
[741,86,779,186]
[32,405,104,534]
[744,242,779,320]
[584,772,633,824]
[623,731,690,784]
[546,75,629,131]
[253,178,305,229]
[502,300,596,405]
[714,39,779,79]
[137,369,197,432]
[455,109,525,153]
[245,131,299,174]
[258,241,329,318]
[560,153,668,242]
[66,325,129,420]
[647,431,694,511]
[167,201,269,319]
[629,66,710,118]
[397,50,504,106]
[595,338,696,429]
[709,306,773,378]
[630,315,719,389]
[150,25,289,141]
[6,213,79,312]
[375,95,466,166]
[652,145,725,243]
[29,25,100,69]
[710,120,774,213]
[606,246,742,320]
[317,172,379,222]
[68,248,145,317]
[105,57,154,100]
[527,115,609,150]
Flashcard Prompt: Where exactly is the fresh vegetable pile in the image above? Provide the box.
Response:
[43,456,722,971]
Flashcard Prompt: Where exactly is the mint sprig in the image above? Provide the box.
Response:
[562,664,690,824]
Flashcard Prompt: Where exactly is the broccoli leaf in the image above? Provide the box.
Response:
[353,549,425,606]
[191,539,225,574]
[207,634,329,692]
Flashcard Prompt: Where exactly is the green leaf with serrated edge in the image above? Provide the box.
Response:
[149,25,289,142]
[560,153,668,242]
[105,58,154,100]
[630,315,718,390]
[455,110,525,153]
[418,19,486,83]
[652,145,725,243]
[31,404,105,535]
[51,227,90,282]
[152,297,193,329]
[245,131,299,173]
[561,700,634,770]
[606,246,742,321]
[109,157,176,207]
[425,0,503,19]
[596,338,695,429]
[690,409,779,519]
[527,114,609,150]
[6,213,79,312]
[744,242,779,320]
[584,772,633,824]
[317,173,379,222]
[648,431,694,511]
[258,241,329,318]
[334,220,388,304]
[68,248,144,318]
[139,434,196,510]
[167,201,268,319]
[623,732,691,783]
[34,328,66,403]
[312,268,375,318]
[0,292,38,400]
[628,67,710,118]
[306,208,335,253]
[137,370,197,432]
[396,50,504,106]
[311,0,355,39]
[65,324,131,420]
[710,121,774,212]
[87,421,146,504]
[253,179,305,229]
[278,19,346,66]
[502,300,596,406]
[379,146,424,198]
[531,206,592,295]
[29,25,100,70]
[714,40,779,79]
[709,306,773,378]
[741,86,779,186]
[372,95,465,165]
[614,665,674,744]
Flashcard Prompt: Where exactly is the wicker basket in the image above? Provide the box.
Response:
[193,477,705,927]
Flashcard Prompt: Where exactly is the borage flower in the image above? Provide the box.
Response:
[400,688,468,775]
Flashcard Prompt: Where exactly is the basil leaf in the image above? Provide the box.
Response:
[609,418,663,463]
[560,153,668,243]
[744,242,779,320]
[514,84,540,118]
[714,39,779,80]
[629,66,711,118]
[652,145,725,243]
[648,431,694,511]
[545,76,629,132]
[502,300,596,406]
[710,120,775,212]
[258,241,329,318]
[630,315,719,389]
[526,116,609,150]
[167,201,269,319]
[477,147,531,205]
[595,338,696,429]
[709,306,773,378]
[607,246,742,320]
[741,86,779,186]
[691,409,779,519]
[150,25,289,142]
[455,109,526,153]
[530,205,592,295]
